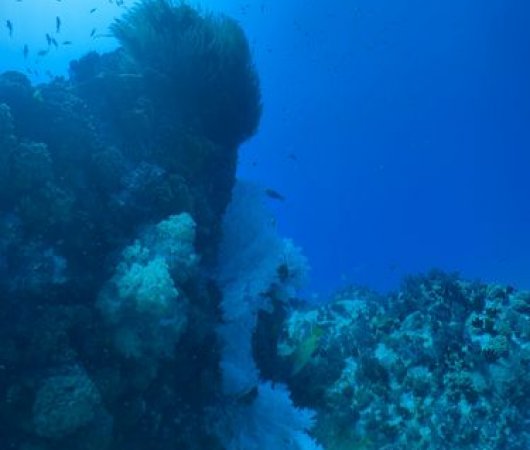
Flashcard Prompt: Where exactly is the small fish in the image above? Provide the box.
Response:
[37,49,49,57]
[90,8,97,13]
[56,16,61,33]
[388,262,399,272]
[51,38,58,48]
[62,40,72,45]
[46,33,52,46]
[6,20,13,37]
[23,44,29,59]
[291,325,323,375]
[90,28,96,37]
[265,188,286,201]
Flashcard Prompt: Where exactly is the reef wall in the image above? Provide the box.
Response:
[0,1,263,448]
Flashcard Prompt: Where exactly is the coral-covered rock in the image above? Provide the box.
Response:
[0,1,263,448]
[276,273,530,449]
[32,366,107,439]
[97,213,197,362]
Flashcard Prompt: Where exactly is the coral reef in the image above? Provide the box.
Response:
[0,1,262,448]
[2,0,528,449]
[110,0,261,148]
[273,271,530,449]
[32,366,109,441]
[214,181,320,449]
[97,213,197,363]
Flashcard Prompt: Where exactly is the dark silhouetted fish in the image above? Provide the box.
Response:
[37,49,49,57]
[23,44,29,59]
[6,20,13,37]
[56,16,61,33]
[62,40,72,45]
[90,28,96,37]
[51,38,58,48]
[265,188,286,201]
[46,33,52,46]
[90,8,97,13]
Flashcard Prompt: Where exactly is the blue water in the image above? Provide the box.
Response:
[237,0,530,295]
[2,0,529,296]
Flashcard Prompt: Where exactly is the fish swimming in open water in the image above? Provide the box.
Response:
[6,20,13,37]
[265,188,286,201]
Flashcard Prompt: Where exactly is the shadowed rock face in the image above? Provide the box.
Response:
[0,1,260,448]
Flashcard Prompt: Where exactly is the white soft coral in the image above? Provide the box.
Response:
[215,181,320,449]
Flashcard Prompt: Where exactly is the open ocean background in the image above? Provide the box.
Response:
[2,0,529,296]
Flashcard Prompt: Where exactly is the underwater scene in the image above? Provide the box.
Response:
[1,0,529,449]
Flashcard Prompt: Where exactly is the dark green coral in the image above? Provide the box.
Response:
[111,0,261,147]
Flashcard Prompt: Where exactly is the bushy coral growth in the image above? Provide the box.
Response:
[97,213,197,361]
[111,0,261,148]
[216,382,322,450]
